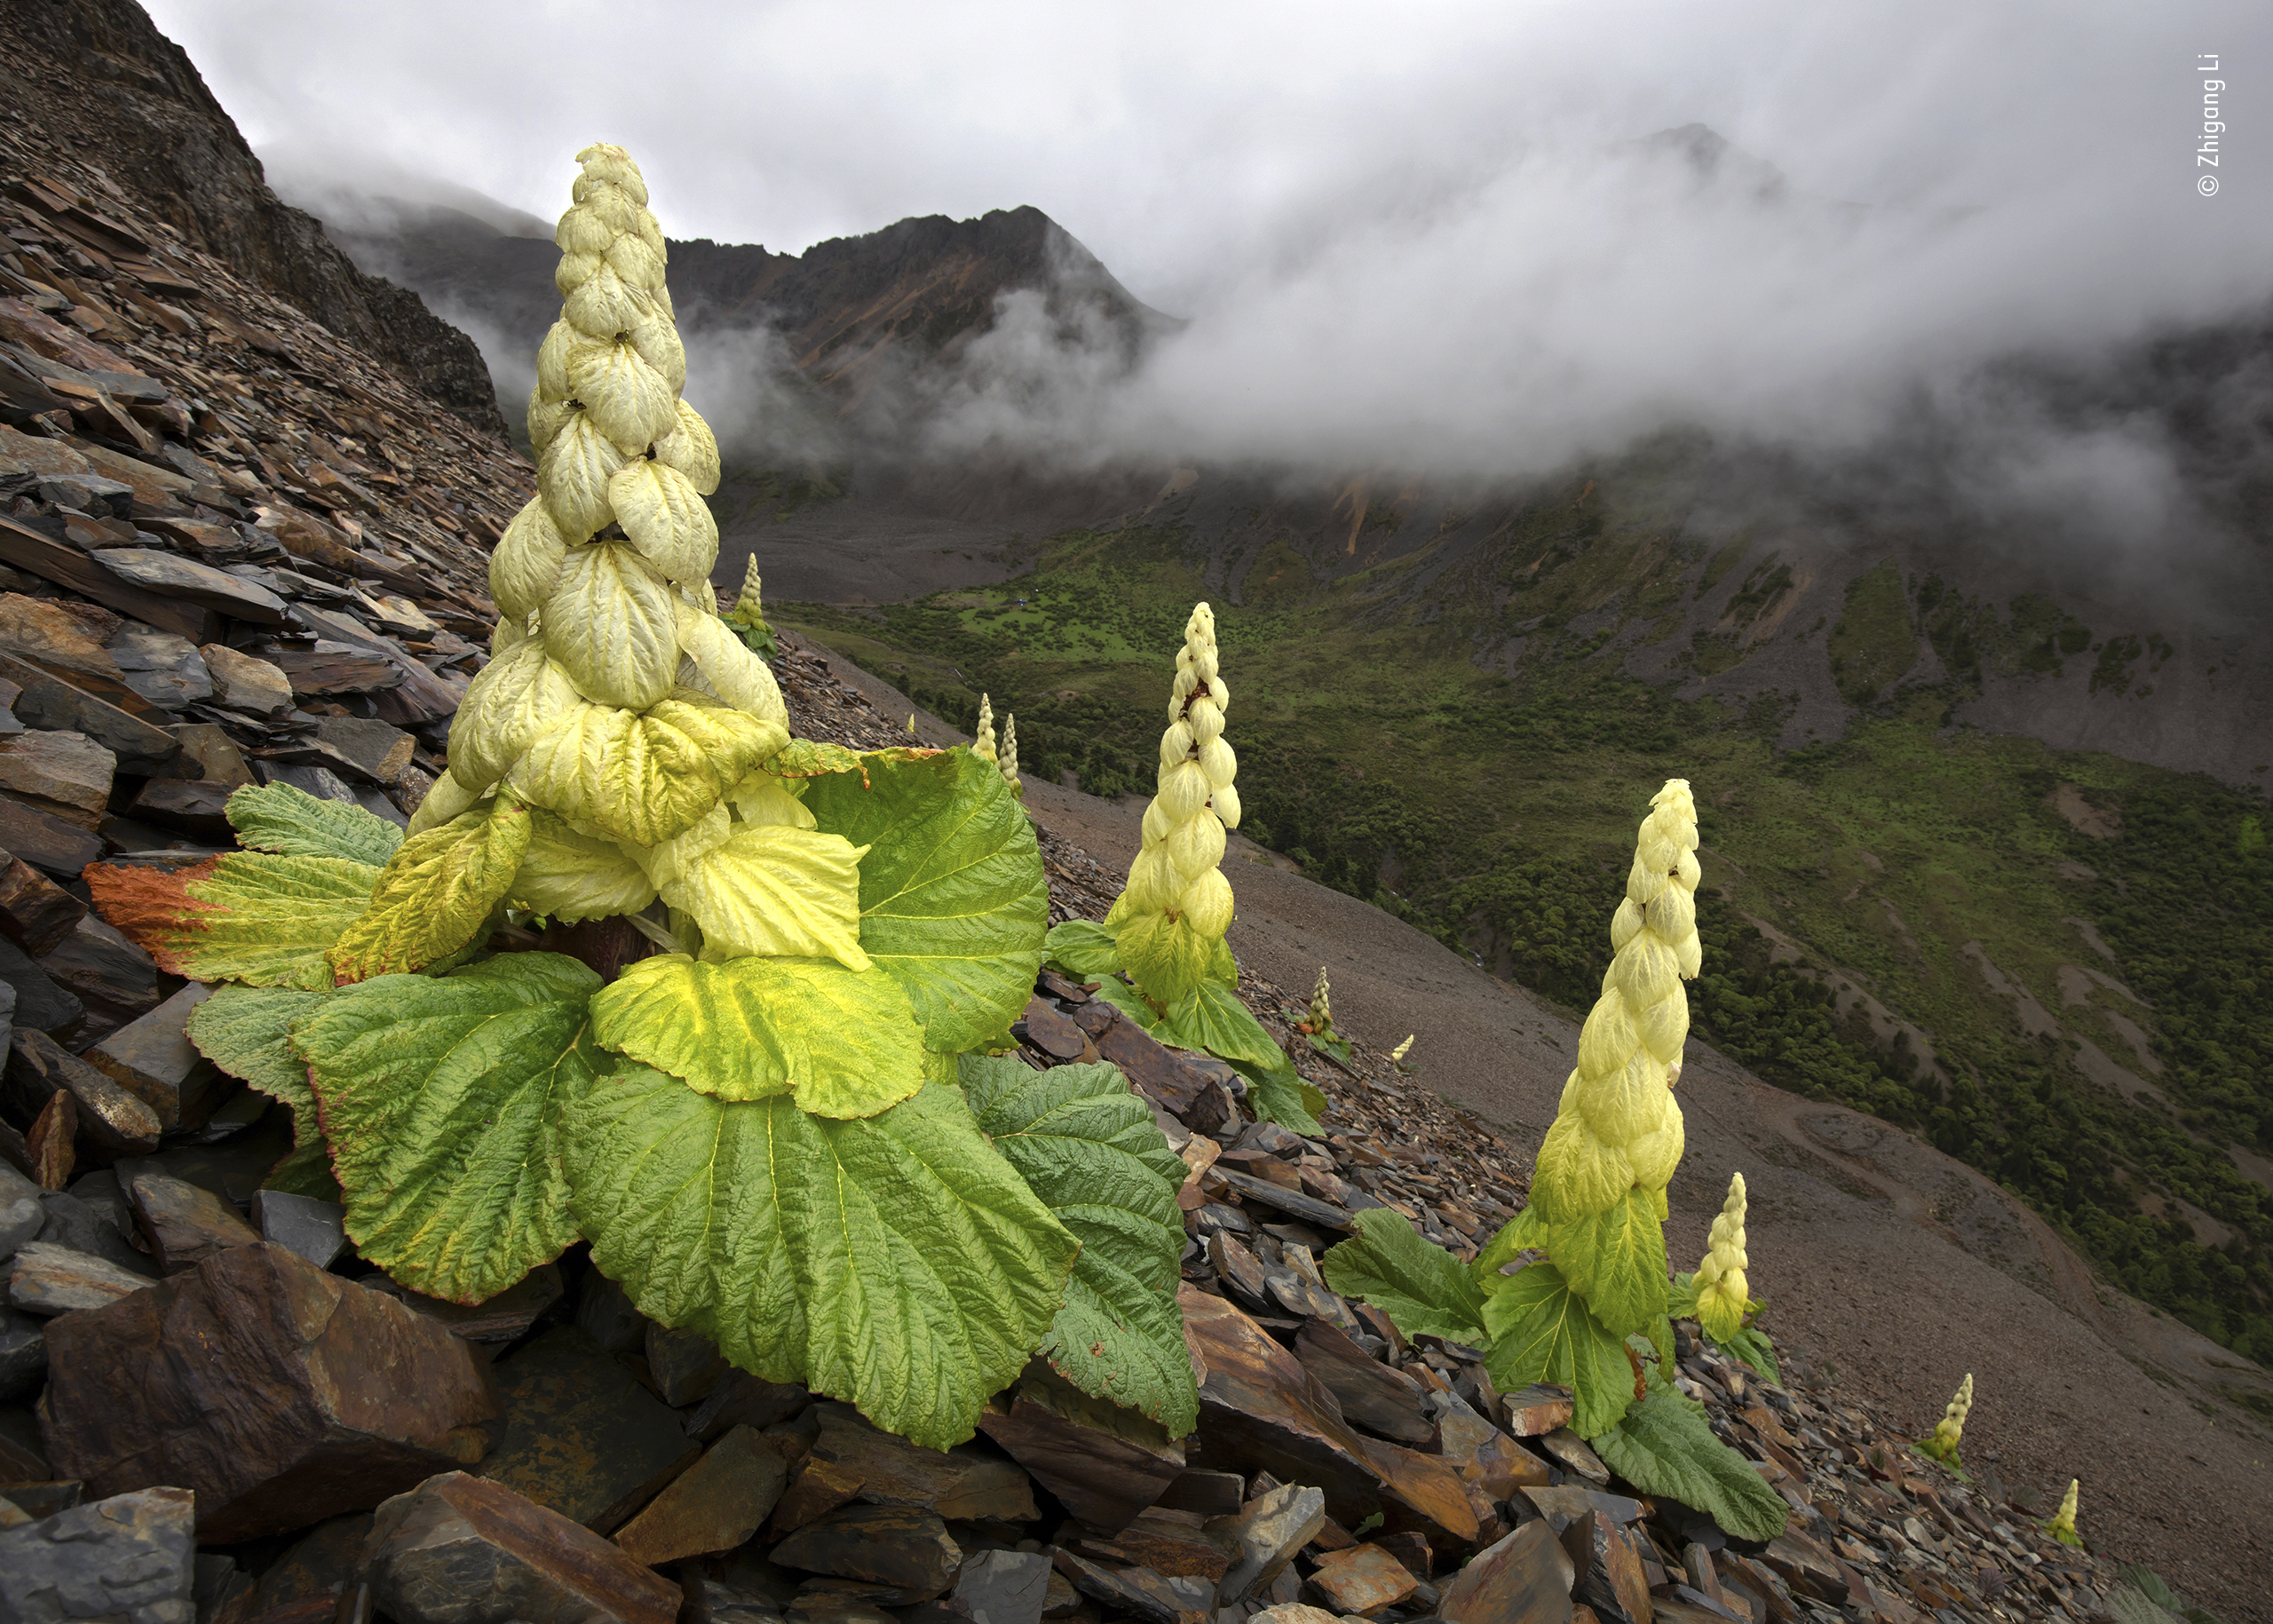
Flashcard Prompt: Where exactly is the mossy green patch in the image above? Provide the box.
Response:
[1826,561,1919,705]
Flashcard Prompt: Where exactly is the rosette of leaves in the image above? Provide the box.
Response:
[1043,604,1321,1131]
[84,144,1195,1452]
[1317,780,1787,1542]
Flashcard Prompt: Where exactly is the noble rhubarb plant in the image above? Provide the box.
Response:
[1321,780,1791,1542]
[722,557,776,658]
[84,144,1196,1451]
[1669,1171,1779,1382]
[2047,1479,2084,1548]
[1043,605,1321,1130]
[1917,1373,1973,1471]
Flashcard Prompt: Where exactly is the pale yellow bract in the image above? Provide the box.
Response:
[1694,1170,1749,1341]
[1119,604,1239,938]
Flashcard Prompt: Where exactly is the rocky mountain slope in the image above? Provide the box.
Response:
[0,0,508,438]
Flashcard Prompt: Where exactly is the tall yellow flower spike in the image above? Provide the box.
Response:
[973,694,997,763]
[1308,966,1334,1033]
[1390,1034,1414,1062]
[1000,714,1023,798]
[1694,1171,1749,1342]
[1108,603,1239,1007]
[2046,1479,2082,1547]
[725,558,764,628]
[1921,1373,1972,1462]
[1532,779,1699,1226]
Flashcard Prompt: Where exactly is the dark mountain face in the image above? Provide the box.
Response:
[0,0,505,439]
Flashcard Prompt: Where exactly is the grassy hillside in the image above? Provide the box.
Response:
[782,485,2273,1363]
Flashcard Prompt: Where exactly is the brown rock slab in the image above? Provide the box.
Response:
[362,1470,680,1624]
[943,1548,1055,1624]
[976,1368,1184,1535]
[115,1161,259,1271]
[1520,1486,1642,1526]
[1020,996,1088,1060]
[249,1189,349,1271]
[25,1091,73,1191]
[0,517,218,646]
[1438,1407,1550,1501]
[368,1264,565,1348]
[38,915,161,1030]
[91,550,289,624]
[0,854,85,957]
[1069,1506,1229,1582]
[123,778,231,842]
[1091,1016,1225,1130]
[1205,1483,1326,1602]
[1295,1319,1432,1445]
[6,1028,161,1156]
[1178,1285,1477,1548]
[313,716,416,784]
[684,1368,810,1443]
[611,1424,787,1567]
[108,624,212,711]
[6,1240,154,1314]
[0,593,124,683]
[264,644,403,697]
[1539,1430,1612,1485]
[1499,1385,1577,1438]
[1574,1521,1653,1624]
[645,1319,727,1405]
[0,795,103,879]
[0,730,114,828]
[805,1402,1037,1522]
[770,1454,866,1536]
[1438,1519,1574,1624]
[773,1503,963,1603]
[198,645,294,717]
[0,1485,194,1624]
[1152,1468,1245,1517]
[1049,1550,1211,1624]
[0,652,176,772]
[86,984,219,1131]
[1309,1543,1420,1615]
[478,1325,697,1533]
[1208,1169,1355,1233]
[37,1242,500,1541]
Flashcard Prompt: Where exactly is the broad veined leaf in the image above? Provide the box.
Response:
[1481,1259,1638,1438]
[88,853,379,990]
[590,952,923,1117]
[490,498,570,620]
[1043,918,1120,979]
[663,825,871,971]
[185,985,329,1140]
[1542,1188,1669,1337]
[508,808,659,923]
[962,1055,1198,1435]
[543,543,679,710]
[653,397,720,493]
[574,344,680,459]
[1160,978,1287,1073]
[764,738,868,784]
[537,408,626,536]
[1236,1058,1325,1136]
[672,605,787,725]
[1086,974,1163,1031]
[1320,1207,1488,1345]
[1472,1208,1547,1296]
[296,953,603,1304]
[328,796,533,984]
[447,635,582,792]
[1590,1386,1791,1541]
[802,749,1047,1052]
[1715,1325,1782,1387]
[609,456,718,582]
[1115,909,1216,1010]
[511,691,786,846]
[565,1075,1078,1449]
[226,781,402,867]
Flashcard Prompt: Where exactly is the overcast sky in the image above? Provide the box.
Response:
[145,0,2273,503]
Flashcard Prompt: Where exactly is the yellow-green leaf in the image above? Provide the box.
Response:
[1542,1187,1669,1337]
[328,796,533,984]
[663,824,871,971]
[508,809,659,923]
[89,852,379,990]
[1481,1259,1637,1438]
[590,952,923,1116]
[543,542,679,710]
[511,692,785,846]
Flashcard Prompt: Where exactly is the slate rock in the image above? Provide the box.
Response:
[34,1188,156,1277]
[1308,1543,1420,1615]
[944,1549,1055,1624]
[612,1424,788,1568]
[0,1485,194,1624]
[0,1161,40,1262]
[1049,1549,1212,1624]
[1153,1469,1246,1517]
[804,1401,1038,1522]
[646,1319,728,1406]
[1437,1520,1574,1624]
[478,1325,697,1533]
[0,796,102,880]
[0,594,125,681]
[115,1161,259,1272]
[93,551,289,624]
[1178,1286,1477,1549]
[361,1471,680,1624]
[0,654,176,772]
[772,1503,963,1603]
[38,1242,500,1541]
[768,1454,866,1536]
[1538,1430,1611,1486]
[86,985,219,1133]
[0,730,115,827]
[1572,1520,1653,1624]
[977,1367,1185,1535]
[1248,1608,1342,1624]
[38,915,160,1032]
[197,645,294,717]
[249,1188,349,1271]
[313,716,416,784]
[368,1263,565,1348]
[7,1027,159,1156]
[107,625,212,711]
[0,941,82,1038]
[1295,1318,1433,1446]
[1206,1483,1327,1602]
[0,1306,50,1400]
[1520,1487,1642,1526]
[0,855,85,958]
[1437,1406,1550,1501]
[6,1240,154,1314]
[1020,997,1089,1061]
[1498,1385,1577,1438]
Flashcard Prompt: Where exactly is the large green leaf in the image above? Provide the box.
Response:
[1715,1325,1782,1387]
[590,952,923,1117]
[295,953,603,1304]
[1237,1058,1326,1136]
[663,825,870,970]
[1591,1386,1791,1541]
[186,986,329,1140]
[1159,978,1287,1073]
[802,749,1047,1052]
[1472,1208,1547,1296]
[1115,909,1216,1010]
[1543,1188,1669,1337]
[226,781,404,867]
[962,1055,1197,1435]
[1482,1259,1638,1438]
[508,808,658,923]
[327,797,532,983]
[511,692,785,847]
[1043,918,1121,979]
[566,1075,1078,1449]
[1320,1207,1488,1345]
[89,853,380,989]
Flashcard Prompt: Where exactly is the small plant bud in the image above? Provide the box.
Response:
[2046,1479,2082,1547]
[1694,1170,1750,1342]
